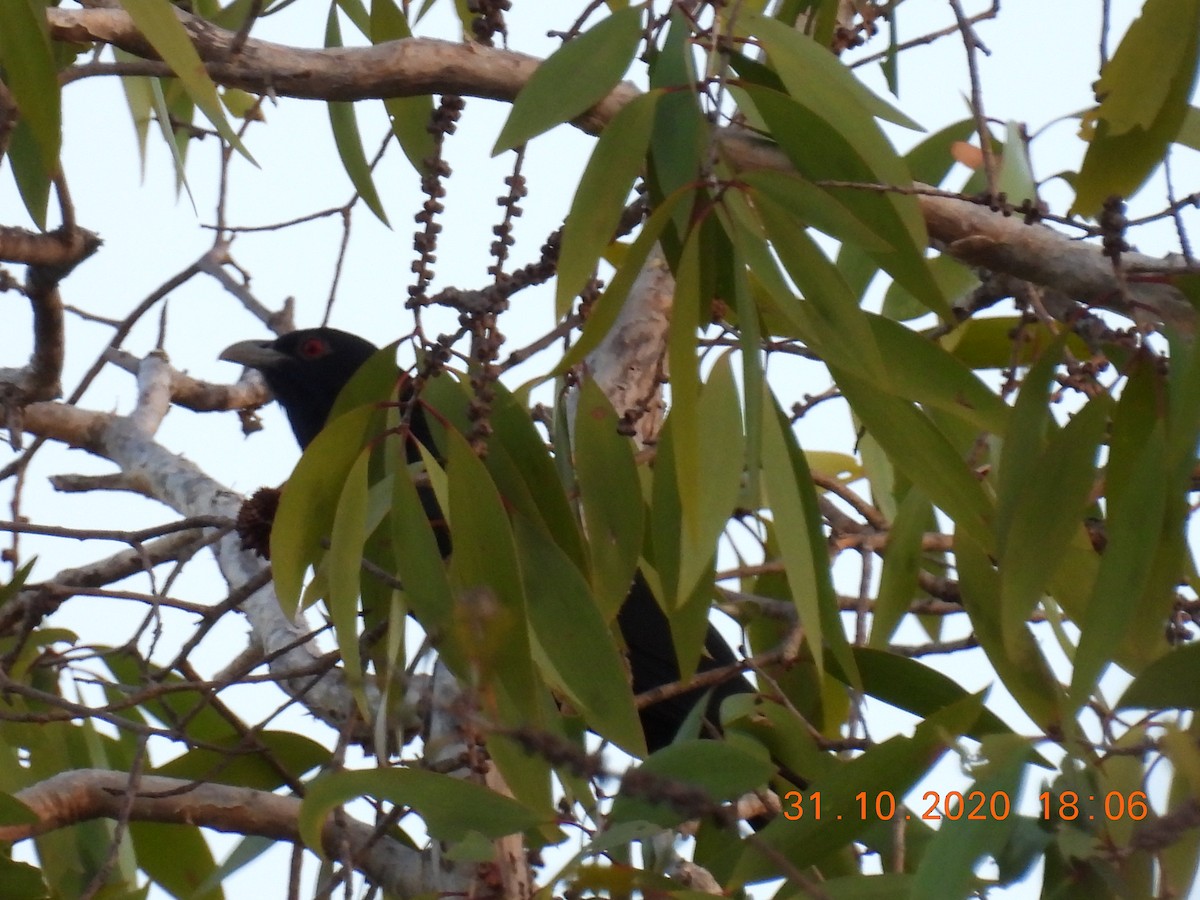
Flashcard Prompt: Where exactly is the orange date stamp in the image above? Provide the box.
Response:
[781,789,1150,822]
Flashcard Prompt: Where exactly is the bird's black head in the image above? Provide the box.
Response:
[221,328,379,449]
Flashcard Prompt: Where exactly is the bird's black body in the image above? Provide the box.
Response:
[222,328,754,754]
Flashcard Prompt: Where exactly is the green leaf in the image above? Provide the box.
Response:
[760,386,857,690]
[1069,424,1169,710]
[554,187,686,374]
[0,857,48,898]
[119,0,255,164]
[1118,643,1200,710]
[557,91,660,315]
[493,6,643,154]
[645,7,705,242]
[0,792,36,826]
[6,120,52,229]
[1178,105,1200,151]
[834,369,994,552]
[956,537,1063,729]
[734,80,945,316]
[328,448,371,709]
[147,76,195,205]
[676,356,745,602]
[911,735,1033,898]
[905,118,978,186]
[752,192,888,380]
[998,391,1109,656]
[272,406,377,613]
[881,253,980,322]
[839,649,1044,756]
[445,430,540,723]
[746,12,923,132]
[942,316,1089,370]
[996,119,1039,206]
[154,731,328,789]
[368,0,436,175]
[130,821,221,900]
[742,169,893,254]
[514,516,645,756]
[575,378,644,621]
[610,740,775,828]
[1073,0,1200,215]
[1091,0,1200,132]
[389,447,459,660]
[325,6,389,225]
[422,375,585,569]
[299,768,545,852]
[869,488,930,647]
[0,0,60,181]
[732,693,984,885]
[668,231,703,584]
[868,314,1010,434]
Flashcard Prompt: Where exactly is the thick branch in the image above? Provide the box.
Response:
[47,7,635,133]
[0,769,439,897]
[0,224,101,270]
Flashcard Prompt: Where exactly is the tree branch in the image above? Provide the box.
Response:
[0,769,439,896]
[43,6,1194,329]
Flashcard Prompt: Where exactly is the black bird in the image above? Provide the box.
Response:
[220,327,755,755]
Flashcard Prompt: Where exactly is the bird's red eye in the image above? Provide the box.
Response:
[299,337,328,359]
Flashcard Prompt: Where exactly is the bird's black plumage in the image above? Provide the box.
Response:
[221,328,754,754]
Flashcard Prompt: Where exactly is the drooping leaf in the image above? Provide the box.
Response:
[1119,643,1200,710]
[557,91,660,315]
[834,368,994,552]
[911,735,1034,898]
[119,0,255,163]
[0,0,60,186]
[645,7,706,244]
[1069,424,1169,710]
[445,430,540,723]
[732,694,985,885]
[493,6,643,154]
[675,356,745,603]
[327,448,371,709]
[869,488,930,647]
[154,730,329,790]
[760,385,857,690]
[956,537,1063,730]
[5,121,52,229]
[747,12,923,131]
[514,516,645,756]
[998,384,1109,655]
[370,0,437,175]
[272,406,377,613]
[325,6,389,224]
[299,768,545,853]
[610,740,775,828]
[668,230,703,573]
[422,375,585,568]
[1073,0,1200,215]
[555,187,687,374]
[734,80,945,316]
[574,378,644,621]
[130,820,222,900]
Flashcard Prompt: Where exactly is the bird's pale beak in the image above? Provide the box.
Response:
[219,340,285,370]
